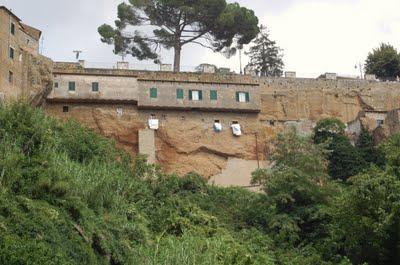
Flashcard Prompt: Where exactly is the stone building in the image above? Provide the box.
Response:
[0,6,44,102]
[6,6,400,188]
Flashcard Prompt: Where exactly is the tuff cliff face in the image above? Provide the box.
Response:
[44,77,400,183]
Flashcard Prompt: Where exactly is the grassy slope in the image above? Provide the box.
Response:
[0,103,278,265]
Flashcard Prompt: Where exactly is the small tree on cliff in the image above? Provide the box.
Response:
[245,25,284,77]
[365,43,400,79]
[98,0,259,72]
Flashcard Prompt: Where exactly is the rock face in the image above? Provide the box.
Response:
[44,77,400,185]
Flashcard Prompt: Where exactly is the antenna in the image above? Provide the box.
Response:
[73,50,83,60]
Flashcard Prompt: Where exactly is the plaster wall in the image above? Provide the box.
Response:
[138,80,260,112]
[49,74,139,102]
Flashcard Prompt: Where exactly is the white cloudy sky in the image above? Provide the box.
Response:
[2,0,400,77]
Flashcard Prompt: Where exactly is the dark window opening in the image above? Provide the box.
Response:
[92,82,99,92]
[8,71,13,84]
[232,121,239,125]
[10,22,15,35]
[68,82,75,91]
[377,120,384,127]
[54,82,59,88]
[63,106,69,113]
[9,47,14,59]
[269,120,275,126]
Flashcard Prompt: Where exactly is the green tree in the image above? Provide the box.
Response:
[245,25,284,77]
[328,134,366,181]
[356,126,385,166]
[331,169,400,265]
[313,118,346,145]
[98,0,259,72]
[365,43,400,79]
[252,129,334,246]
[380,133,400,177]
[313,118,366,181]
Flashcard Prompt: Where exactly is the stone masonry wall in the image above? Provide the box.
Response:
[44,70,400,187]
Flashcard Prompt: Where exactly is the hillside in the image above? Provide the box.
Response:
[0,103,399,265]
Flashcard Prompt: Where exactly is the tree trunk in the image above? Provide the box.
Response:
[174,44,181,72]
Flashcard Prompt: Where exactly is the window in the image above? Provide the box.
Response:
[10,22,15,35]
[210,90,218,100]
[63,106,69,113]
[377,119,384,127]
[9,47,15,59]
[150,87,157,98]
[68,82,75,91]
[176,88,184,99]
[54,82,59,88]
[92,82,99,92]
[236,92,250,103]
[189,90,202,101]
[8,71,13,84]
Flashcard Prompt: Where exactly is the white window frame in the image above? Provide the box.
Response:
[192,90,200,101]
[238,92,247,103]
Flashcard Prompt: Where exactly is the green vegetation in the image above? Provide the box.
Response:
[365,43,400,79]
[98,0,259,72]
[1,105,400,264]
[245,25,284,77]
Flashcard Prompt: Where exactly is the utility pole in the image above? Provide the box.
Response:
[239,49,243,75]
[355,62,363,79]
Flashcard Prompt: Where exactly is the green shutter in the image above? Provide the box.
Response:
[176,88,183,99]
[236,92,239,102]
[198,90,203,100]
[150,87,157,98]
[210,90,217,100]
[245,92,250,102]
[189,90,193,100]
[69,82,75,91]
[92,82,99,92]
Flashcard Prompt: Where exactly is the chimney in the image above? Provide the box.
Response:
[202,64,216,74]
[117,61,129,70]
[78,60,85,68]
[285,71,296,78]
[160,64,173,72]
[325,73,337,80]
[365,74,376,81]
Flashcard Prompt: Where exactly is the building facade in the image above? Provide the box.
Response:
[6,6,400,188]
[0,6,42,102]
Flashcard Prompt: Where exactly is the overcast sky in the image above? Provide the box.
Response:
[2,0,400,77]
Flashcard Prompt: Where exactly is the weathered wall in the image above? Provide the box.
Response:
[0,8,23,100]
[138,80,260,112]
[0,7,47,103]
[50,74,139,102]
[259,78,400,123]
[44,103,270,179]
[44,72,400,187]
